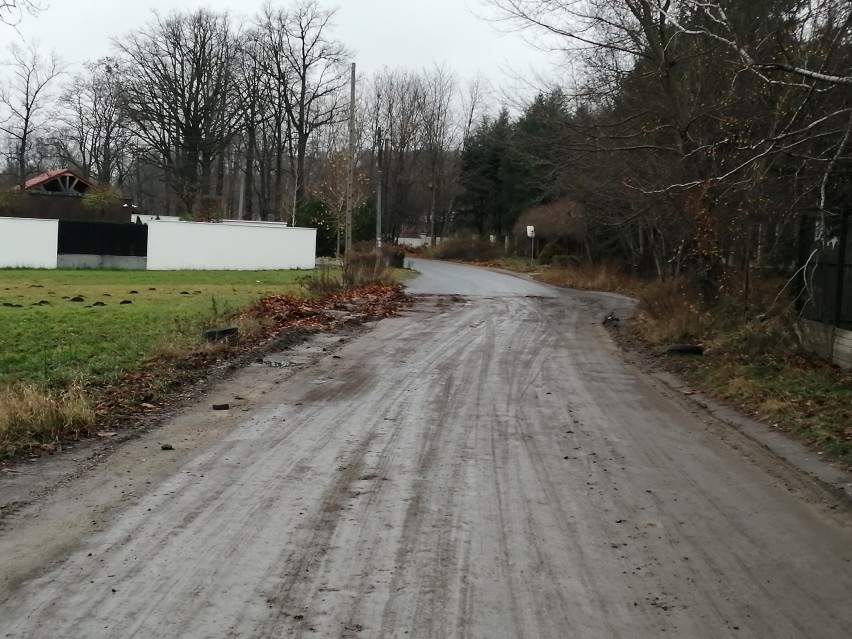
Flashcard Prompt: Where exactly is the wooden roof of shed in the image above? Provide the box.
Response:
[11,168,95,194]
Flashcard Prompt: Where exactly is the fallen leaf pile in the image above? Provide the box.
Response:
[92,283,412,427]
[251,283,412,335]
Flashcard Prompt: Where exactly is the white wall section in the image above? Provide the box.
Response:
[0,217,58,268]
[146,220,316,270]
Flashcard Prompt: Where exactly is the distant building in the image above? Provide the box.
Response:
[1,168,129,223]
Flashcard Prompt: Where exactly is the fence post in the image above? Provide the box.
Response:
[794,214,809,315]
[836,212,849,327]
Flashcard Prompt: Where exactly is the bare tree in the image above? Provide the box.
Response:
[652,0,852,210]
[369,69,427,239]
[0,42,63,184]
[232,28,270,220]
[116,10,241,215]
[55,57,132,184]
[257,0,351,219]
[0,0,42,26]
[422,65,458,245]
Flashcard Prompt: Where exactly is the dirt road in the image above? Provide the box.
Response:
[1,260,851,638]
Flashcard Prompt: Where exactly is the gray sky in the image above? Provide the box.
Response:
[9,0,555,89]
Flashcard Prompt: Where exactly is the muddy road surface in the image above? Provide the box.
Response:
[1,260,851,638]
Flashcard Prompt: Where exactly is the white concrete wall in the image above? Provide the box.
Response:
[798,319,852,369]
[57,254,147,270]
[146,220,316,270]
[131,214,181,224]
[0,217,58,268]
[833,327,852,369]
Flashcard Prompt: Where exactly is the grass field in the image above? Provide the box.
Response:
[0,269,308,387]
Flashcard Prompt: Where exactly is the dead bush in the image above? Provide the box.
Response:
[634,279,710,344]
[344,244,396,288]
[300,243,399,294]
[432,237,498,262]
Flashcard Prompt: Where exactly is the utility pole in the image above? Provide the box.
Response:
[345,62,356,257]
[375,126,383,249]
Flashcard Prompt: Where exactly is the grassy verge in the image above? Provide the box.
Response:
[0,269,308,455]
[632,276,852,465]
[0,269,307,386]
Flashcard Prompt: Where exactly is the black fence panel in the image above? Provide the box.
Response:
[57,221,148,257]
[797,212,851,329]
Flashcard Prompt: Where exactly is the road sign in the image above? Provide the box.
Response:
[526,226,535,238]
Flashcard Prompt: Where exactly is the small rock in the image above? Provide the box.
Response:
[161,443,174,451]
[212,403,230,411]
[180,291,190,295]
[120,300,133,305]
[128,290,139,294]
[602,312,620,325]
[70,296,85,302]
[93,301,106,307]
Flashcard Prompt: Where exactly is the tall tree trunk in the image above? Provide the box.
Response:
[244,126,256,220]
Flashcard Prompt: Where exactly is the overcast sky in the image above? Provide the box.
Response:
[8,0,556,93]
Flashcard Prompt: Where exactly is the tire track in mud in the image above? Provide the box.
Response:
[1,285,851,638]
[376,302,495,637]
[498,295,851,638]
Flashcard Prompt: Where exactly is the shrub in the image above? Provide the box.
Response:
[300,243,399,293]
[433,237,498,262]
[390,247,406,268]
[538,242,560,265]
[551,255,579,268]
[344,248,394,288]
[300,264,345,295]
[82,184,123,210]
[634,278,710,344]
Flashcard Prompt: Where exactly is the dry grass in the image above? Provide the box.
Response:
[0,382,96,455]
[536,261,646,296]
[301,246,399,294]
[756,397,797,419]
[343,249,396,289]
[633,279,711,344]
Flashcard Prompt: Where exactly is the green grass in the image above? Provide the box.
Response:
[676,354,852,464]
[0,269,308,387]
